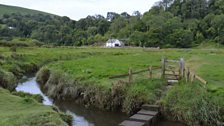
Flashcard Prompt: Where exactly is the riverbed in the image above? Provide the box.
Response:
[16,77,185,126]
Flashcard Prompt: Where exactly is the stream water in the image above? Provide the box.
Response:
[16,77,127,126]
[16,77,185,126]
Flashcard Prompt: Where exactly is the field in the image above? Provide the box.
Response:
[0,4,54,17]
[0,88,69,126]
[0,46,223,125]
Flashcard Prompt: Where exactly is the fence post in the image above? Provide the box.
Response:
[128,68,132,83]
[179,58,185,80]
[186,67,190,82]
[191,73,195,83]
[149,66,152,79]
[161,58,166,79]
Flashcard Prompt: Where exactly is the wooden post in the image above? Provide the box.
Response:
[186,67,190,82]
[149,66,152,79]
[161,58,166,79]
[179,58,185,79]
[191,73,195,83]
[128,68,132,83]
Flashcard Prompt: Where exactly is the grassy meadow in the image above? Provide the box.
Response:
[0,88,69,126]
[0,46,223,125]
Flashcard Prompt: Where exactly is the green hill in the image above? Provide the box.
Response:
[0,4,55,17]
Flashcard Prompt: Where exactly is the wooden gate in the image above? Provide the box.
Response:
[161,58,185,84]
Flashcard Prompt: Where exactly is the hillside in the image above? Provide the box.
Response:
[0,4,55,17]
[0,0,224,48]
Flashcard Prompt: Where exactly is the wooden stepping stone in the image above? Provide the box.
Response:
[129,114,153,123]
[119,120,145,126]
[137,109,159,116]
[141,104,160,111]
[167,80,179,85]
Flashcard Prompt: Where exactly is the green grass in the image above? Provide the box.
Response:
[1,47,223,98]
[0,4,55,17]
[0,46,224,125]
[0,88,68,126]
[161,82,223,126]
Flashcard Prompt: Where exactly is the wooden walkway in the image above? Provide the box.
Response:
[119,104,160,126]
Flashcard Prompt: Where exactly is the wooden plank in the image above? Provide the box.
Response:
[129,68,132,83]
[165,69,179,72]
[179,58,185,79]
[141,104,159,111]
[129,114,153,122]
[165,74,180,76]
[191,73,195,83]
[186,67,190,82]
[149,66,152,79]
[167,80,179,83]
[195,75,207,85]
[132,69,148,75]
[152,66,161,70]
[166,60,179,63]
[161,58,166,79]
[137,109,159,116]
[119,120,145,126]
[166,65,176,69]
[172,70,179,80]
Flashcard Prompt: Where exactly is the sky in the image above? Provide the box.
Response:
[0,0,159,20]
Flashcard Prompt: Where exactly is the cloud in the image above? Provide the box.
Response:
[0,0,158,20]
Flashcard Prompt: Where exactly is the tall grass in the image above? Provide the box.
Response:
[0,68,17,90]
[36,67,166,114]
[161,82,222,126]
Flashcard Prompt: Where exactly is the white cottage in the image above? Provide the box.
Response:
[106,39,124,48]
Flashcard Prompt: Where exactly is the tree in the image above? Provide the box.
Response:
[106,12,120,21]
[211,14,224,44]
[129,31,145,46]
[132,11,142,17]
[166,29,193,48]
[121,12,131,18]
[109,17,128,36]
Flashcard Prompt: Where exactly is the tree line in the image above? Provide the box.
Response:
[0,0,224,48]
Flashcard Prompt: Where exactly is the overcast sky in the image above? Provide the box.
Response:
[0,0,159,20]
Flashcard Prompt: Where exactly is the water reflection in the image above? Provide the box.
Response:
[55,100,127,126]
[16,77,53,105]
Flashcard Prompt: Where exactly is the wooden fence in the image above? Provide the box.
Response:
[185,67,207,85]
[109,66,161,83]
[109,58,208,87]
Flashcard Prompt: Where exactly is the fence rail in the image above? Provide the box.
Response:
[109,66,161,82]
[185,67,207,85]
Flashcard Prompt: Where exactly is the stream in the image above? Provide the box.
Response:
[16,77,127,126]
[16,77,185,126]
